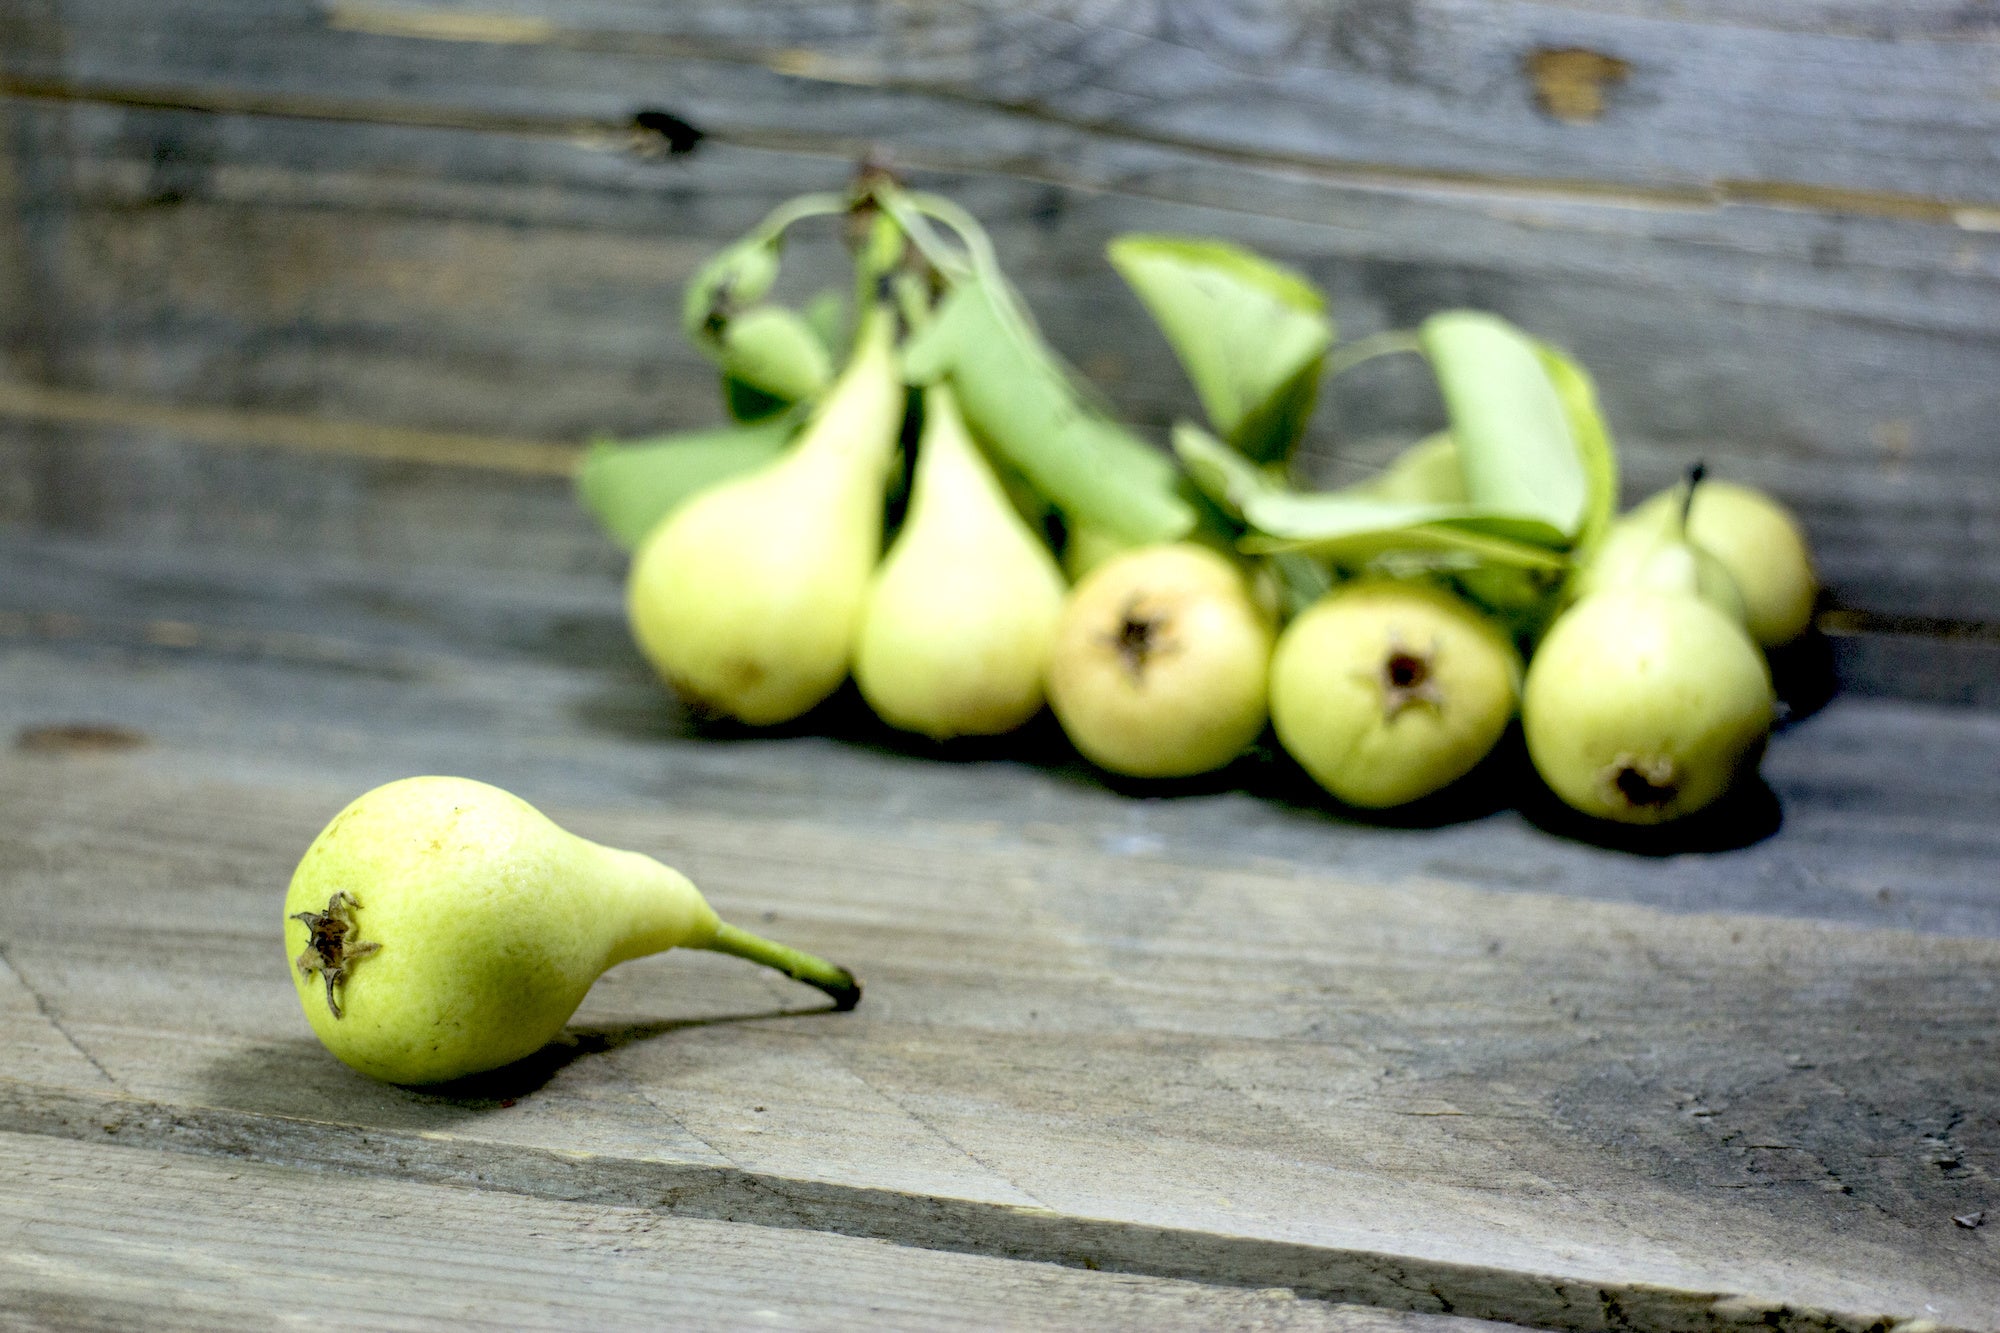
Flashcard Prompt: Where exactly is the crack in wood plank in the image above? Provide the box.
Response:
[0,944,119,1090]
[4,72,1994,227]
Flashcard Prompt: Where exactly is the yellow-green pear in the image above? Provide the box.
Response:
[284,777,859,1085]
[1523,590,1775,824]
[627,307,905,724]
[1628,478,1818,647]
[853,385,1067,739]
[1047,543,1274,778]
[1270,581,1521,808]
[1573,472,1748,627]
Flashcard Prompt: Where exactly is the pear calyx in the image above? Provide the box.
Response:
[1376,639,1446,720]
[1607,754,1681,810]
[289,890,381,1019]
[1108,598,1178,681]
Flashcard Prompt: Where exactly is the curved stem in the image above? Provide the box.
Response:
[749,192,851,245]
[1325,329,1424,379]
[703,922,862,1011]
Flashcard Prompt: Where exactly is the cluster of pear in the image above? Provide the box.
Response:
[604,182,1826,831]
[629,307,1070,741]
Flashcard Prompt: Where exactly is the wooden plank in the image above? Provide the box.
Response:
[3,533,1998,935]
[0,743,1996,1327]
[0,1133,1504,1331]
[8,0,1999,208]
[2,100,1997,624]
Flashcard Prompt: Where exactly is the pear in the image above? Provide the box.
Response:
[1627,478,1818,647]
[1047,543,1274,778]
[1523,588,1775,824]
[627,307,904,725]
[284,777,859,1085]
[1270,581,1521,808]
[1572,470,1748,627]
[853,385,1067,739]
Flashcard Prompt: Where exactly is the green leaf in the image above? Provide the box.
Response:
[905,275,1195,546]
[1108,235,1333,464]
[1175,422,1566,571]
[1419,310,1588,541]
[1533,342,1620,555]
[576,416,795,549]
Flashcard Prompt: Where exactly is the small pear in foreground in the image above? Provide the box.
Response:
[1523,590,1774,825]
[1271,581,1521,809]
[854,385,1068,739]
[1047,543,1274,778]
[627,307,904,725]
[284,777,859,1085]
[1629,478,1818,647]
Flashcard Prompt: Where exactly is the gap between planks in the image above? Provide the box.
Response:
[0,1082,1961,1333]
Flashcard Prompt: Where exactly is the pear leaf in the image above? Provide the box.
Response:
[1419,310,1588,541]
[905,275,1195,546]
[576,416,795,549]
[1109,235,1333,464]
[1533,341,1619,555]
[1177,423,1565,570]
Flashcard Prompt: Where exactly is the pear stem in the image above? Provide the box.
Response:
[704,922,863,1011]
[1680,460,1707,535]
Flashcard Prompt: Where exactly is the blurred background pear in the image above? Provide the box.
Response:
[626,308,904,724]
[854,385,1067,739]
[1047,543,1273,778]
[1271,581,1520,808]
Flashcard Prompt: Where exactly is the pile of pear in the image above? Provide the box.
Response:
[622,304,1818,830]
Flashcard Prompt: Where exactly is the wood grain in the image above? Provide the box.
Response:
[1,1133,1510,1332]
[3,533,1997,935]
[4,18,1999,627]
[0,746,1996,1328]
[11,0,2000,207]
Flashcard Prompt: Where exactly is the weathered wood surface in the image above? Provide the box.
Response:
[5,532,2000,936]
[1,1135,1509,1332]
[12,0,2000,205]
[2,0,1998,634]
[2,534,1999,1330]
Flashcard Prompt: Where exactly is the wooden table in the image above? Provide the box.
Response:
[5,0,1999,1324]
[2,536,1996,1330]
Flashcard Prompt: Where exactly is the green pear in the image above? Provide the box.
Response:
[853,385,1068,739]
[1573,476,1748,627]
[1047,543,1274,778]
[626,307,905,724]
[1523,589,1775,824]
[1628,478,1818,647]
[1270,581,1521,808]
[284,777,859,1085]
[714,304,834,406]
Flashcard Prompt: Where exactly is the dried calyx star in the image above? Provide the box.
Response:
[289,890,380,1019]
